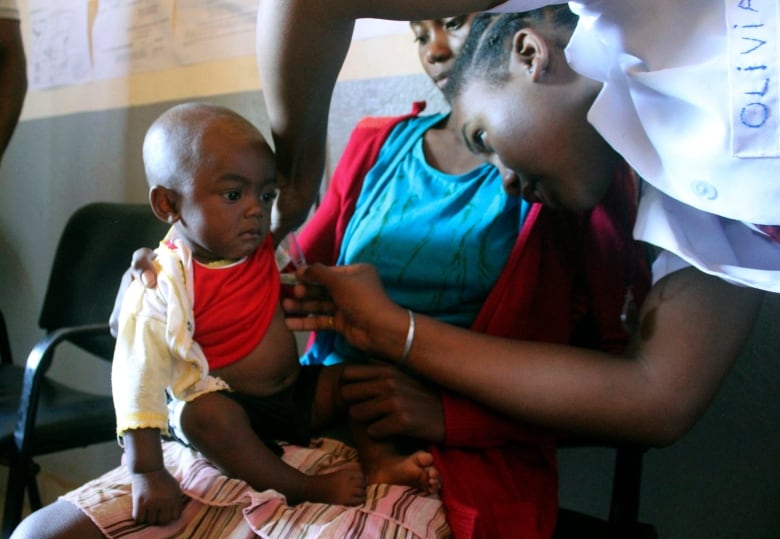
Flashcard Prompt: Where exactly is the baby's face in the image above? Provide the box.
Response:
[177,130,277,263]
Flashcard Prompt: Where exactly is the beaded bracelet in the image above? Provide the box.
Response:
[400,309,415,364]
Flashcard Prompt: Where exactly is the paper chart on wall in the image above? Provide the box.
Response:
[25,1,412,92]
[27,0,92,90]
[352,19,410,40]
[92,0,176,80]
[175,0,258,64]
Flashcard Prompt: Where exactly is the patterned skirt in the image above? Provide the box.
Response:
[62,438,450,538]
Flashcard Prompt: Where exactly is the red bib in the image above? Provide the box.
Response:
[192,235,280,370]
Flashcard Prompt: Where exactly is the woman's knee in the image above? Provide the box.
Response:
[10,500,103,539]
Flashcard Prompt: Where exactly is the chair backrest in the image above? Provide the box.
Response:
[37,202,169,360]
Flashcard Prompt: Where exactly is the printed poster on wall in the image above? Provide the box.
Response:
[92,0,176,80]
[175,0,258,64]
[352,19,410,40]
[25,0,413,90]
[27,0,92,90]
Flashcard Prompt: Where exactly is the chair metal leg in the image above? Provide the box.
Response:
[2,455,29,539]
[608,446,644,526]
[605,446,659,539]
[26,461,42,511]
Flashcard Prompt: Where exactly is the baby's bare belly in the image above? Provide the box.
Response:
[210,314,300,397]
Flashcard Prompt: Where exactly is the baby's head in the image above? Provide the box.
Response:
[446,7,619,213]
[143,102,277,263]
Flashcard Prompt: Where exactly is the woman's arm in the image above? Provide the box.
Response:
[0,18,27,164]
[285,263,764,446]
[341,363,553,448]
[256,0,504,236]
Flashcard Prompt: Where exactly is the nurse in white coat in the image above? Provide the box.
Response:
[257,0,775,447]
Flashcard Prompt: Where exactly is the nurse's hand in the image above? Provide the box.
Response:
[283,263,409,362]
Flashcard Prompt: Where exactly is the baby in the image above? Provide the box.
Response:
[111,102,367,524]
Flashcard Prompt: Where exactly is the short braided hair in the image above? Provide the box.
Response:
[444,5,578,101]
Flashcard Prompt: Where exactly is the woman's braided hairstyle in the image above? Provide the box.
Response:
[444,4,578,101]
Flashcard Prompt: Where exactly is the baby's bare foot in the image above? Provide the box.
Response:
[367,450,440,495]
[303,462,366,506]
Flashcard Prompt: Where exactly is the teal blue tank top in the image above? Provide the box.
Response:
[302,113,527,365]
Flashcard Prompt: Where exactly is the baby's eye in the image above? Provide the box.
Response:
[223,190,241,202]
[261,190,278,203]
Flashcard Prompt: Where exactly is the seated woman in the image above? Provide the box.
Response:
[11,11,649,539]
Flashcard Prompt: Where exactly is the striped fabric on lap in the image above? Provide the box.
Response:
[63,439,449,539]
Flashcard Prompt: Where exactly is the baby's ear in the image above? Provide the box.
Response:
[149,185,181,224]
[510,28,549,82]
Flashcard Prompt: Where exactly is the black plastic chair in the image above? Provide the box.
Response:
[553,445,657,538]
[0,202,168,538]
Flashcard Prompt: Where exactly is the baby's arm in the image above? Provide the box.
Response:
[123,428,183,525]
[112,271,184,524]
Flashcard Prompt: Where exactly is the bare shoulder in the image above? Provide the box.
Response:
[625,267,765,442]
[639,267,764,338]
